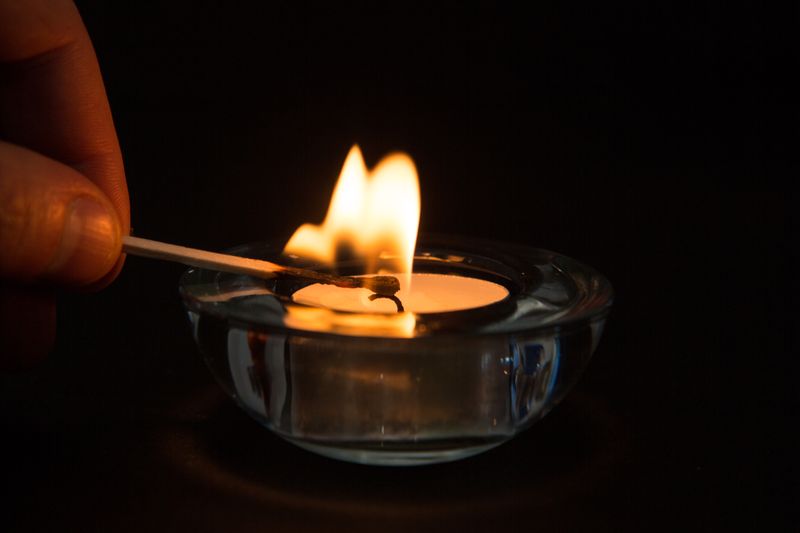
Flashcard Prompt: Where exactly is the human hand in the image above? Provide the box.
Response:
[0,0,129,368]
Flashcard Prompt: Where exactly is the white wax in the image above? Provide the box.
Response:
[292,273,509,314]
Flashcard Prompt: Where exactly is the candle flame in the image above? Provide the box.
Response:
[284,145,421,284]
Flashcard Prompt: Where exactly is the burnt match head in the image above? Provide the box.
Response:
[325,274,404,311]
[287,266,402,297]
[356,275,401,296]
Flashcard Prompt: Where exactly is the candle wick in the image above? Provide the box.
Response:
[368,293,405,313]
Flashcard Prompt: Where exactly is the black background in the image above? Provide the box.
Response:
[2,2,794,531]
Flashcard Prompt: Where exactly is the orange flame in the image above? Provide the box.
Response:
[284,145,421,281]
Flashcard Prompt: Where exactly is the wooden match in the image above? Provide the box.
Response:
[122,236,401,296]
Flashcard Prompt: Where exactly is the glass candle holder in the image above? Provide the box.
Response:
[179,235,613,466]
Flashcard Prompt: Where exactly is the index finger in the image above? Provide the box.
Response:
[0,0,129,233]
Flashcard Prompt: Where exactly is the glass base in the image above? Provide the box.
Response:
[285,437,506,466]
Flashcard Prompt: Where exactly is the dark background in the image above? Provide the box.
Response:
[2,2,793,531]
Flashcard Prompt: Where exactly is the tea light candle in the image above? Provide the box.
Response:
[292,272,509,314]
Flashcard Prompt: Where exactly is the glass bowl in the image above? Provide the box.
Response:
[179,235,613,466]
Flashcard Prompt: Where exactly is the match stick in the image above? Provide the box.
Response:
[122,236,400,296]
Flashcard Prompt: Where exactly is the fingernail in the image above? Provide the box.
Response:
[48,197,121,284]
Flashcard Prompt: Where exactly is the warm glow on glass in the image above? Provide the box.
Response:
[284,304,417,337]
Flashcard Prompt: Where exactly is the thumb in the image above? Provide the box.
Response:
[0,140,122,286]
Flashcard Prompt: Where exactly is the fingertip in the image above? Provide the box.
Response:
[45,195,122,286]
[0,141,125,288]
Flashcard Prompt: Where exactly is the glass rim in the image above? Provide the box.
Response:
[178,234,614,340]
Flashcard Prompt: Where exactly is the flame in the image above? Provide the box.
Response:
[284,145,421,281]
